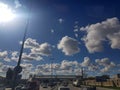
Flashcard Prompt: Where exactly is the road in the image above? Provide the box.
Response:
[40,84,80,90]
[1,84,117,90]
[39,84,116,90]
[96,87,116,90]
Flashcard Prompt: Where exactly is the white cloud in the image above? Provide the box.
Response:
[75,33,79,38]
[101,62,116,73]
[0,62,3,67]
[23,38,52,56]
[35,60,80,75]
[0,51,8,58]
[88,64,99,71]
[0,63,14,77]
[60,60,79,70]
[95,58,110,66]
[80,17,120,53]
[73,24,79,32]
[0,51,17,62]
[21,63,33,79]
[22,53,43,61]
[31,42,52,56]
[11,51,19,61]
[0,38,51,62]
[51,29,54,33]
[4,57,11,62]
[58,18,64,24]
[24,38,39,49]
[0,50,43,62]
[14,0,22,8]
[81,57,90,67]
[95,58,116,73]
[36,64,51,75]
[57,36,80,56]
[1,65,14,72]
[74,29,79,32]
[107,32,120,49]
[21,63,33,70]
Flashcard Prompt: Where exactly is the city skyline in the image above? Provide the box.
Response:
[0,0,120,78]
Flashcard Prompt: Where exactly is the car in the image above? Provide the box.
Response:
[27,81,39,90]
[58,86,70,90]
[48,81,56,87]
[72,79,81,87]
[15,84,24,90]
[21,85,29,90]
[62,81,68,86]
[15,84,28,90]
[42,83,47,88]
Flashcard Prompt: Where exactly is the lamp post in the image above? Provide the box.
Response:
[12,7,31,90]
[12,18,29,90]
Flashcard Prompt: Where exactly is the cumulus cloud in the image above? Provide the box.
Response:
[96,58,110,66]
[0,62,3,68]
[23,38,52,56]
[107,32,120,49]
[1,56,113,76]
[24,38,39,49]
[57,36,80,55]
[22,53,43,61]
[81,57,90,67]
[11,51,19,61]
[21,63,33,69]
[36,64,51,75]
[0,63,14,76]
[35,60,80,75]
[0,38,51,62]
[60,60,79,70]
[10,51,43,61]
[95,58,116,73]
[0,51,8,58]
[21,63,33,79]
[88,63,99,71]
[1,65,14,72]
[75,33,79,38]
[101,62,116,73]
[0,51,10,62]
[31,43,51,56]
[80,17,120,53]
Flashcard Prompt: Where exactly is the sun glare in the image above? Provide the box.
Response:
[0,2,15,23]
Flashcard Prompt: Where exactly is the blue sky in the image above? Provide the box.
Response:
[0,0,120,78]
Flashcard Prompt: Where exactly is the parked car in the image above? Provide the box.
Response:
[27,81,39,90]
[62,81,68,86]
[42,83,47,88]
[58,86,70,90]
[72,79,81,87]
[48,81,56,87]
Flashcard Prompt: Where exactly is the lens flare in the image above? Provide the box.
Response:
[0,2,15,23]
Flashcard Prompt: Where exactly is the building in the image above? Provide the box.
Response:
[83,74,120,87]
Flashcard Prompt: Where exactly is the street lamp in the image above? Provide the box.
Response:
[11,6,31,90]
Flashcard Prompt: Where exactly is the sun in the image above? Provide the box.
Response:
[0,2,15,23]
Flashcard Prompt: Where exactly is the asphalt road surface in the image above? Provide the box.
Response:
[1,84,117,90]
[39,84,116,90]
